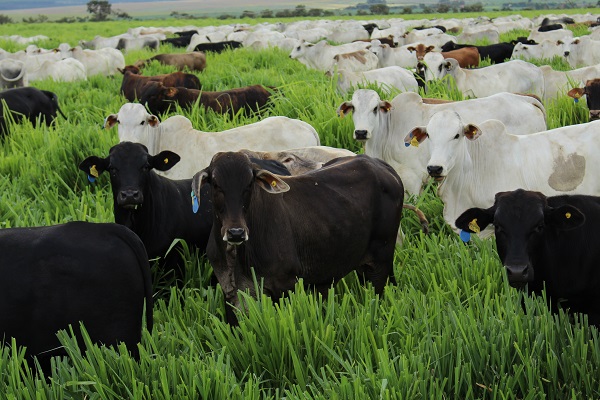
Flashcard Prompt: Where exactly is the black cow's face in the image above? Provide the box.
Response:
[79,142,180,209]
[192,152,289,246]
[584,80,600,121]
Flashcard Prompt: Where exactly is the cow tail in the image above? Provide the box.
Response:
[43,90,68,120]
[402,204,429,234]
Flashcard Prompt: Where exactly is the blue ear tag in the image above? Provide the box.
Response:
[87,175,96,183]
[191,191,199,214]
[405,132,412,147]
[459,230,471,242]
[574,98,579,103]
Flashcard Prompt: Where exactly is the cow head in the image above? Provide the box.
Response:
[418,51,447,82]
[406,43,435,61]
[104,103,160,145]
[336,89,392,142]
[79,142,180,222]
[456,189,585,288]
[192,152,290,245]
[405,110,481,180]
[289,40,312,59]
[567,79,600,121]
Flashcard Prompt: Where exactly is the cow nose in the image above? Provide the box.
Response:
[427,165,443,176]
[505,264,530,286]
[226,228,246,243]
[590,110,600,120]
[564,51,570,57]
[118,189,143,205]
[354,130,368,140]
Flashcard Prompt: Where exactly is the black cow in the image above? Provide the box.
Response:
[567,79,600,121]
[175,30,199,37]
[440,41,517,64]
[0,87,66,137]
[193,40,243,53]
[0,221,153,373]
[456,189,600,326]
[161,36,193,48]
[538,24,563,32]
[192,152,403,325]
[79,142,290,282]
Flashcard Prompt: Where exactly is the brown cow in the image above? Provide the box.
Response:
[134,51,206,72]
[118,65,201,102]
[408,43,480,67]
[139,81,275,116]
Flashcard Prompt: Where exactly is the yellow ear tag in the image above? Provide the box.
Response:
[339,109,345,118]
[565,212,572,219]
[271,179,277,187]
[89,165,99,178]
[468,218,480,234]
[573,92,581,99]
[410,136,419,147]
[164,158,168,164]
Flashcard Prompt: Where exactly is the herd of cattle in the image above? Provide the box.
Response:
[3,11,600,372]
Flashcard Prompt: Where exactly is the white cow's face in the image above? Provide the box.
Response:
[405,110,481,179]
[105,103,159,144]
[368,40,383,57]
[559,37,579,58]
[337,89,391,142]
[421,52,445,81]
[289,41,310,59]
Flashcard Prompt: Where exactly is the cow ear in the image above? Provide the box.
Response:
[337,101,354,118]
[147,115,160,127]
[407,46,416,52]
[444,60,454,71]
[79,156,109,182]
[404,126,428,147]
[191,169,209,212]
[545,205,585,231]
[464,124,482,140]
[255,170,290,194]
[149,150,180,171]
[379,100,393,112]
[567,87,585,99]
[455,207,495,241]
[426,45,435,52]
[104,114,118,129]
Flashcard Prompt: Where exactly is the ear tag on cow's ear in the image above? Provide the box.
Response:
[410,136,419,147]
[87,175,96,183]
[164,157,169,164]
[459,230,471,242]
[339,109,345,118]
[574,98,579,103]
[468,218,481,234]
[191,191,199,214]
[89,165,99,178]
[404,133,412,147]
[565,212,572,219]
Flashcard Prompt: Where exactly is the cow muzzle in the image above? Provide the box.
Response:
[117,189,143,209]
[427,165,445,181]
[224,227,248,245]
[505,264,531,288]
[590,110,600,121]
[354,130,369,141]
[563,51,570,57]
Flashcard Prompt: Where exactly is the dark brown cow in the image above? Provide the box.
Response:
[192,152,403,325]
[139,81,275,116]
[119,65,201,102]
[408,43,480,67]
[134,51,206,72]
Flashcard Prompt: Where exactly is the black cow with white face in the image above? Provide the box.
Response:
[192,152,403,325]
[568,79,600,121]
[0,221,153,374]
[0,87,67,137]
[456,189,600,326]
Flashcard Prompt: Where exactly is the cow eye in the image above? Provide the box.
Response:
[140,121,145,125]
[372,106,378,113]
[533,224,544,233]
[282,157,294,164]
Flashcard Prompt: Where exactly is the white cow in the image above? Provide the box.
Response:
[457,27,500,44]
[0,58,27,88]
[527,28,573,45]
[80,34,131,49]
[331,50,379,73]
[423,57,545,98]
[368,40,418,69]
[289,40,369,71]
[561,36,600,68]
[332,66,419,95]
[406,110,600,235]
[104,103,321,179]
[540,64,600,101]
[27,58,87,82]
[336,89,547,196]
[511,40,564,61]
[64,46,125,76]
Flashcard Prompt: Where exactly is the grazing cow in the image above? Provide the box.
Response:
[119,66,201,102]
[561,36,600,68]
[193,41,243,53]
[161,36,193,48]
[368,40,418,69]
[337,90,547,195]
[331,66,419,95]
[567,78,600,120]
[192,152,403,324]
[456,189,600,326]
[0,87,67,137]
[440,41,516,64]
[542,66,600,102]
[139,81,274,116]
[116,36,160,52]
[537,23,563,32]
[104,103,320,179]
[80,34,131,50]
[63,46,125,76]
[134,52,206,72]
[27,58,87,82]
[510,39,563,61]
[410,44,480,67]
[288,40,370,71]
[527,28,573,45]
[422,58,544,98]
[456,27,500,44]
[405,110,600,235]
[0,58,27,88]
[331,50,379,73]
[0,221,153,373]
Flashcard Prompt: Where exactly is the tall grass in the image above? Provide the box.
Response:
[0,13,599,399]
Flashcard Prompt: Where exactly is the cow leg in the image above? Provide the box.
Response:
[362,244,396,294]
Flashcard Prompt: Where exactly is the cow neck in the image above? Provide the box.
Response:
[365,110,393,159]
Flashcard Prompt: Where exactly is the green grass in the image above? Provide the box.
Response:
[0,11,599,399]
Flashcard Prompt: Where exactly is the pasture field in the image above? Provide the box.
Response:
[0,13,599,399]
